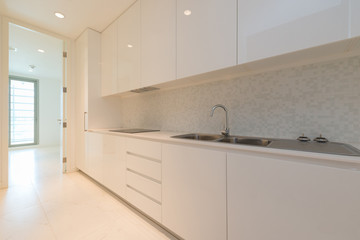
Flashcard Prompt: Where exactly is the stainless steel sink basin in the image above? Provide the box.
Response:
[171,133,271,147]
[172,133,223,141]
[216,137,271,146]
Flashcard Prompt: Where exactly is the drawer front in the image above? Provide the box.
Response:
[126,170,161,202]
[126,138,161,160]
[126,186,162,222]
[127,154,161,181]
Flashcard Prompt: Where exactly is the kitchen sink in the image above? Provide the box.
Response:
[216,137,271,146]
[171,133,224,141]
[171,133,271,147]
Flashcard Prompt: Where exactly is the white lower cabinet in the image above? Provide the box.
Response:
[125,138,162,222]
[83,133,360,240]
[84,132,126,198]
[162,144,227,240]
[85,132,103,182]
[102,134,126,197]
[227,152,360,240]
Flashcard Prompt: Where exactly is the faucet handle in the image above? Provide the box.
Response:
[221,128,230,137]
[313,134,328,143]
[297,133,310,142]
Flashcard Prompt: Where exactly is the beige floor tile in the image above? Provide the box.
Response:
[0,219,56,240]
[0,205,48,225]
[0,186,41,216]
[2,147,175,240]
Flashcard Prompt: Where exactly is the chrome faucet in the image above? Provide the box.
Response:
[210,104,230,136]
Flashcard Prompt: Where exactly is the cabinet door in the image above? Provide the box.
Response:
[227,152,360,240]
[101,22,117,97]
[125,138,162,222]
[238,0,350,63]
[102,134,126,197]
[117,0,141,92]
[141,0,176,86]
[176,0,237,79]
[85,132,103,182]
[162,144,227,240]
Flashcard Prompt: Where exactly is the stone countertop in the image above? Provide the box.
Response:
[88,128,360,169]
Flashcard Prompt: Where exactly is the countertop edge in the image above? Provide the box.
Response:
[88,129,360,167]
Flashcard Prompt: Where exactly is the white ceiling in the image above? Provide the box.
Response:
[0,0,136,39]
[9,23,63,81]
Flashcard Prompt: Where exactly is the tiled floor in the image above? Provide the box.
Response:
[1,147,174,240]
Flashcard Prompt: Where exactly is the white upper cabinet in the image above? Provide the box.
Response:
[141,0,176,86]
[238,0,351,63]
[176,0,237,79]
[117,0,141,93]
[101,23,117,97]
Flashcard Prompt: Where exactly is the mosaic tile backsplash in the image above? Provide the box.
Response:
[119,56,360,143]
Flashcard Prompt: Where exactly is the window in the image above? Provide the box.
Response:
[9,76,39,147]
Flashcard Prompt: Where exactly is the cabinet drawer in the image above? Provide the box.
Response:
[127,154,161,181]
[126,170,161,202]
[126,186,162,222]
[126,138,161,160]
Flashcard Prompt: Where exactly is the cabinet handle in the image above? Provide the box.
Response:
[84,112,88,131]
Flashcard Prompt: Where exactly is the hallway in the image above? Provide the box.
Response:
[0,147,173,239]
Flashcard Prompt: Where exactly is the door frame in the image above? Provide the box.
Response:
[0,16,76,188]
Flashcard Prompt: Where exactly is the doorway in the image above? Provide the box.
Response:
[7,22,67,185]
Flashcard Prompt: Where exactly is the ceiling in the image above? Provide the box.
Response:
[9,23,63,81]
[0,0,136,39]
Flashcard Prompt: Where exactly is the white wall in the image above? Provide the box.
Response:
[38,77,61,147]
[119,55,360,144]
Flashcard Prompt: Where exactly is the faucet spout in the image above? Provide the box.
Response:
[210,104,230,136]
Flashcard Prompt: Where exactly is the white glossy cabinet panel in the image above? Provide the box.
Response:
[117,0,141,92]
[126,137,161,160]
[85,132,103,183]
[101,23,117,96]
[125,137,162,222]
[176,0,237,79]
[127,154,161,181]
[126,171,161,202]
[83,132,126,198]
[238,0,350,63]
[126,186,162,222]
[102,134,126,197]
[141,0,176,86]
[162,144,227,240]
[227,152,360,240]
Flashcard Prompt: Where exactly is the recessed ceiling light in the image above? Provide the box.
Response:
[127,44,133,48]
[184,10,192,16]
[54,12,65,19]
[37,49,45,53]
